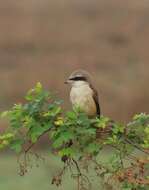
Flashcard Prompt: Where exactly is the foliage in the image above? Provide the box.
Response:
[0,83,149,190]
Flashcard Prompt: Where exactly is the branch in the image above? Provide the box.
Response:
[24,128,52,154]
[72,158,82,176]
[124,138,149,155]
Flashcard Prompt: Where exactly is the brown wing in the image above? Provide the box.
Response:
[90,84,101,117]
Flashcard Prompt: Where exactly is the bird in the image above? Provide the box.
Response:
[65,70,100,117]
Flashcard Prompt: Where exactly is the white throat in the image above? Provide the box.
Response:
[71,80,89,88]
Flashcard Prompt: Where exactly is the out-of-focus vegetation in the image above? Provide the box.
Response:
[1,83,149,190]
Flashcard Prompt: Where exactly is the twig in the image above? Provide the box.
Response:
[72,158,82,175]
[124,138,149,155]
[71,158,91,190]
[24,128,51,153]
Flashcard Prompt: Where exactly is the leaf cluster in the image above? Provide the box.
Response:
[0,83,149,190]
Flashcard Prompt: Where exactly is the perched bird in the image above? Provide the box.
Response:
[65,70,100,117]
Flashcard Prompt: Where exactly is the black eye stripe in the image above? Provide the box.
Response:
[69,76,87,81]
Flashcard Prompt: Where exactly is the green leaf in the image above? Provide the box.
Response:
[66,111,77,120]
[112,123,124,134]
[133,113,149,121]
[85,143,101,154]
[25,89,34,101]
[77,113,90,127]
[10,139,24,153]
[52,131,74,148]
[29,125,47,143]
[50,106,61,117]
[25,82,49,102]
[0,133,15,150]
[59,147,75,157]
[96,116,110,129]
[23,116,35,128]
[0,133,14,140]
[133,113,149,125]
[0,111,9,118]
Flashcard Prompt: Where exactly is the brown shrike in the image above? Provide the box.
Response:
[65,70,100,117]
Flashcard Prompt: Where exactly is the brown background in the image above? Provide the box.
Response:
[0,0,149,124]
[0,1,149,189]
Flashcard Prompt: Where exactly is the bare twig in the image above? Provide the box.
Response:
[72,158,82,175]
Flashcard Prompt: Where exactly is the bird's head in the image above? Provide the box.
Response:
[65,70,92,87]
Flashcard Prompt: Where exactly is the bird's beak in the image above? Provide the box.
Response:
[64,79,72,84]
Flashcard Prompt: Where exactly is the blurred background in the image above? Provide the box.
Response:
[0,0,149,189]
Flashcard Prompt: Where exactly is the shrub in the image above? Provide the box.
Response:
[0,83,149,190]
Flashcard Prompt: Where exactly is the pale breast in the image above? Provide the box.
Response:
[70,84,97,116]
